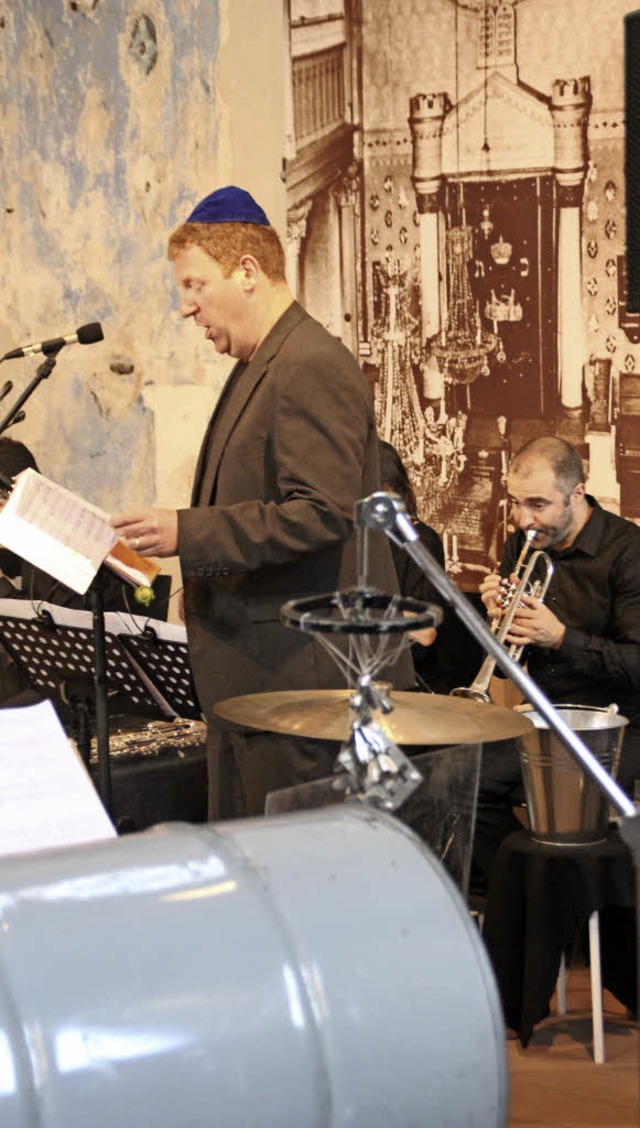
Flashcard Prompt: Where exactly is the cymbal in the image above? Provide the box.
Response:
[213,689,534,745]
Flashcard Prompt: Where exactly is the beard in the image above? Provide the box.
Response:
[537,497,574,548]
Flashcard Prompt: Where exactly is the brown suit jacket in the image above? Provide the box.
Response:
[178,301,413,723]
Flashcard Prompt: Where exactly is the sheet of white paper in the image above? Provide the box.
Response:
[0,468,116,594]
[0,600,185,717]
[103,609,188,645]
[0,598,96,631]
[0,600,187,646]
[0,699,116,858]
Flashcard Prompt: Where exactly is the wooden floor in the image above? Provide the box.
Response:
[506,967,639,1127]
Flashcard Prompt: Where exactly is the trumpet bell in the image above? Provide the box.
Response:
[450,685,493,705]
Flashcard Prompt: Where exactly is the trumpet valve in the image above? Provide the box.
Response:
[496,577,516,609]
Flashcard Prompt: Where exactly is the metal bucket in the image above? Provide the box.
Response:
[518,704,628,845]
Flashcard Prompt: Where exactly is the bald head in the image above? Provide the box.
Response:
[509,436,584,499]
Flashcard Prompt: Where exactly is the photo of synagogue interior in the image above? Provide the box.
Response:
[2,1,640,1124]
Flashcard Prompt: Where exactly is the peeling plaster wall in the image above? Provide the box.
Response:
[0,0,286,523]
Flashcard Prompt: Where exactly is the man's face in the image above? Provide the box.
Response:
[173,244,252,360]
[507,458,584,550]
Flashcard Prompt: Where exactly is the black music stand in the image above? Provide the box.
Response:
[0,600,175,812]
[112,615,201,721]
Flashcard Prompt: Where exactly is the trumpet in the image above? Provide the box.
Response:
[450,529,554,704]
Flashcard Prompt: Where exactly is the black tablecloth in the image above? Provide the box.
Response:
[482,828,637,1046]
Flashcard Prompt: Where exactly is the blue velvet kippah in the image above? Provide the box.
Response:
[186,186,270,226]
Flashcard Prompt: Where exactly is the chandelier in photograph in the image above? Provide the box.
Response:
[426,226,498,384]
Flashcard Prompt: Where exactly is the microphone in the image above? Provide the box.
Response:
[1,322,104,361]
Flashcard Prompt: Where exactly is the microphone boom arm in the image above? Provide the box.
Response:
[356,491,635,818]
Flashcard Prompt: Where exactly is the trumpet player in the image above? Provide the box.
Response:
[473,434,640,888]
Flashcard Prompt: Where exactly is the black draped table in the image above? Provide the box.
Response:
[481,828,637,1046]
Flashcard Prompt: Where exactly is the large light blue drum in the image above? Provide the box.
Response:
[0,806,507,1127]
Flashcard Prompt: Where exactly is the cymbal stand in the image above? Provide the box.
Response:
[281,541,442,811]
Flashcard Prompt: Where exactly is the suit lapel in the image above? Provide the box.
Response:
[190,364,243,504]
[193,301,309,506]
[195,360,264,505]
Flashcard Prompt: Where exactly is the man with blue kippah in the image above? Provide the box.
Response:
[112,185,413,819]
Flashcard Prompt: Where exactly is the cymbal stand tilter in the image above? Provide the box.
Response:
[281,517,442,812]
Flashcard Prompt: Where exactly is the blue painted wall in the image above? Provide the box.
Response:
[0,0,260,512]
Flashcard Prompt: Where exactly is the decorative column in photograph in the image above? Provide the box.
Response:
[285,199,312,299]
[333,163,361,356]
[550,76,592,412]
[409,92,449,401]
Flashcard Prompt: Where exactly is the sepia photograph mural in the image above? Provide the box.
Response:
[285,0,640,592]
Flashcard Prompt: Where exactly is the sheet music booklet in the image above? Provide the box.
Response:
[0,467,159,595]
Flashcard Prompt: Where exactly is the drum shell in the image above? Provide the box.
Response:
[0,807,507,1128]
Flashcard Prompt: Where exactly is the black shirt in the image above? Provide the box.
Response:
[500,497,640,728]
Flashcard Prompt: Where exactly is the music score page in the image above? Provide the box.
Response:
[0,467,117,593]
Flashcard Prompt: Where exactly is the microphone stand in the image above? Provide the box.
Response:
[0,352,59,436]
[0,343,114,816]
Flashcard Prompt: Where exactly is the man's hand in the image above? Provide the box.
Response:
[111,508,179,558]
[479,570,505,617]
[408,625,438,647]
[505,594,566,651]
[402,609,437,648]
